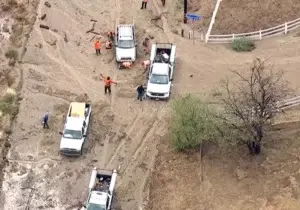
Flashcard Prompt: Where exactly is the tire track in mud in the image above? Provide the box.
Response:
[119,119,160,174]
[104,113,142,167]
[35,0,103,99]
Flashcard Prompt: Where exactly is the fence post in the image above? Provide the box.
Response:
[259,29,262,40]
[232,33,235,41]
[200,32,204,42]
[284,22,288,34]
[205,34,208,43]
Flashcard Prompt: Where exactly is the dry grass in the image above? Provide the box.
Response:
[212,0,300,34]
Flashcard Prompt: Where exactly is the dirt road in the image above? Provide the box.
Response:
[2,0,300,209]
[1,0,170,209]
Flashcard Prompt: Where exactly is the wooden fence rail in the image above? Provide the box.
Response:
[206,17,300,43]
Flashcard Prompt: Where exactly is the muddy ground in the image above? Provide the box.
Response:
[1,0,300,210]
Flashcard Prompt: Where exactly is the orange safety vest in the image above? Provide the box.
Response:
[94,41,101,49]
[104,78,115,86]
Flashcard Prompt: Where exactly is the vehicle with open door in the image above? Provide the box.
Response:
[146,43,176,100]
[83,168,117,210]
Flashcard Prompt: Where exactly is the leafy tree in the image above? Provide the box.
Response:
[170,94,222,151]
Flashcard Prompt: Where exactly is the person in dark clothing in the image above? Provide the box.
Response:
[141,0,148,9]
[43,112,49,129]
[137,85,145,101]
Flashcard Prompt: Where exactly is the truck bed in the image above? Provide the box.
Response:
[153,43,173,63]
[93,172,112,192]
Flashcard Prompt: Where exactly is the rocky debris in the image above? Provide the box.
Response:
[63,31,68,42]
[40,24,49,30]
[40,14,46,20]
[44,1,51,8]
[2,23,10,33]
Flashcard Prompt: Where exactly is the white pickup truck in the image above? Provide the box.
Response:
[83,168,117,210]
[59,102,91,156]
[146,43,176,100]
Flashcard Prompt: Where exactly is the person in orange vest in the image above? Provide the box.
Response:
[94,39,101,55]
[100,73,117,94]
[141,0,148,9]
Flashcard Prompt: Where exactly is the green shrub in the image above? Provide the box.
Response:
[170,95,223,151]
[0,102,18,116]
[5,48,19,59]
[232,38,256,52]
[0,91,17,116]
[2,93,15,104]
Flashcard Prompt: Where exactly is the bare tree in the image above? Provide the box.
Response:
[220,58,291,154]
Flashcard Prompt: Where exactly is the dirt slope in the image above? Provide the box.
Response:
[212,0,300,34]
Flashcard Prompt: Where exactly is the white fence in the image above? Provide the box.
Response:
[205,0,222,42]
[205,0,300,43]
[277,96,300,111]
[207,18,300,43]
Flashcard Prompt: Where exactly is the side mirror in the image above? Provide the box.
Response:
[59,132,63,135]
[83,134,87,137]
[170,79,173,81]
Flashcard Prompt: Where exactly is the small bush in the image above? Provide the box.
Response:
[232,38,256,52]
[3,93,15,104]
[1,5,11,11]
[5,73,15,87]
[0,89,18,116]
[5,48,19,60]
[0,102,18,116]
[170,95,223,151]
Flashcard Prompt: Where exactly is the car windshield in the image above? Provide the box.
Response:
[150,74,169,84]
[87,203,105,210]
[118,40,134,48]
[63,129,82,139]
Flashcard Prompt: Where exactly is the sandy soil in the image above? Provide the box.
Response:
[1,0,170,209]
[147,121,300,210]
[1,0,300,210]
[212,0,300,34]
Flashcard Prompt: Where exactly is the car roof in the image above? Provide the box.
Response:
[118,25,133,40]
[89,191,108,205]
[152,63,169,75]
[65,117,84,130]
